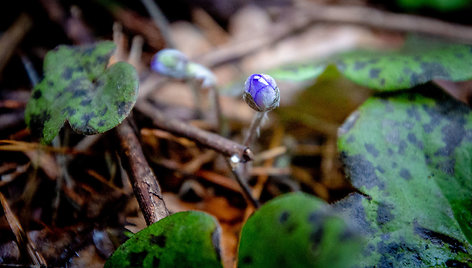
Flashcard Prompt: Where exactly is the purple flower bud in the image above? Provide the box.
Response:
[150,49,189,79]
[243,73,280,112]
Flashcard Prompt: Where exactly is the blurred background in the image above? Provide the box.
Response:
[1,0,472,267]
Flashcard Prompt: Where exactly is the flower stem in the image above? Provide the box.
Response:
[191,81,204,119]
[243,111,267,147]
[209,85,226,136]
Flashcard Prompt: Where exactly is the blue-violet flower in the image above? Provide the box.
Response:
[243,73,280,112]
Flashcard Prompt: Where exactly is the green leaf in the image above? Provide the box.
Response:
[396,0,471,12]
[336,87,472,267]
[105,211,223,268]
[269,36,472,91]
[268,63,326,82]
[336,37,472,91]
[25,42,139,144]
[238,192,364,268]
[276,66,370,135]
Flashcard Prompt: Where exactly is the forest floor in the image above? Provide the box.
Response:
[1,0,471,267]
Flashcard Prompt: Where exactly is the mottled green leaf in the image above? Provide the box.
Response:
[337,37,472,90]
[269,37,472,91]
[25,42,139,144]
[238,192,364,268]
[268,63,326,82]
[106,211,223,268]
[397,0,471,11]
[336,87,472,267]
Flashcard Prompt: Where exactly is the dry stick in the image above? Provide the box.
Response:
[0,13,32,74]
[197,3,472,68]
[0,192,47,265]
[140,0,176,48]
[225,159,260,208]
[115,120,170,225]
[136,101,254,162]
[40,0,94,44]
[138,99,258,206]
[19,53,40,86]
[297,3,472,43]
[113,28,170,224]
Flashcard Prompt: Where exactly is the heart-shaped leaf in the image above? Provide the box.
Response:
[336,87,472,267]
[238,192,364,268]
[269,36,472,91]
[106,211,223,268]
[25,41,139,144]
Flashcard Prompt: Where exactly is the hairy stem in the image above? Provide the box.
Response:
[243,111,267,147]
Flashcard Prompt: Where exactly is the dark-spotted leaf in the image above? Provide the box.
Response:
[270,36,472,91]
[336,37,472,90]
[238,192,364,268]
[336,87,472,267]
[105,211,223,268]
[25,42,139,144]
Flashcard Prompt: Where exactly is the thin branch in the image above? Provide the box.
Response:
[0,193,47,265]
[40,0,94,44]
[113,21,170,225]
[136,100,254,162]
[297,3,472,43]
[197,3,472,68]
[225,159,260,208]
[115,119,170,225]
[140,0,176,48]
[0,13,32,74]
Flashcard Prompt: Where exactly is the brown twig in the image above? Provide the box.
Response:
[225,159,260,208]
[108,7,165,50]
[0,192,47,265]
[191,8,230,46]
[140,0,176,48]
[197,3,472,68]
[40,0,94,44]
[195,170,241,193]
[297,3,472,43]
[0,13,32,75]
[111,27,170,225]
[115,119,170,225]
[136,100,254,162]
